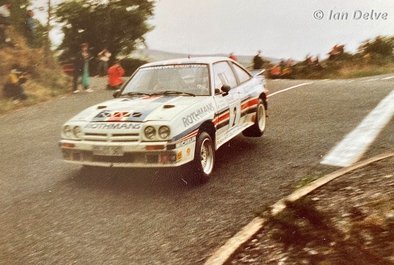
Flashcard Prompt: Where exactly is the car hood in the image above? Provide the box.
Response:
[70,95,210,123]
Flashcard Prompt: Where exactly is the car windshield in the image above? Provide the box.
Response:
[122,64,210,96]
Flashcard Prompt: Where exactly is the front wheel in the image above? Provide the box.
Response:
[242,99,267,137]
[187,131,215,184]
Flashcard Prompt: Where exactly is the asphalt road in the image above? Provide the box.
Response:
[0,76,393,264]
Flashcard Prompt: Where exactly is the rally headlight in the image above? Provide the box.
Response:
[144,126,156,140]
[158,126,170,139]
[73,126,83,139]
[63,125,73,138]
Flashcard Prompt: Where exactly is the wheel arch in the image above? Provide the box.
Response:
[198,120,216,149]
[259,92,268,110]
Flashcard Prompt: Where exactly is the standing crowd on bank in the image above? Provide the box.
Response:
[72,43,125,94]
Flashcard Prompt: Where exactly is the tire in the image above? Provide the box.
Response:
[187,131,215,184]
[242,99,267,137]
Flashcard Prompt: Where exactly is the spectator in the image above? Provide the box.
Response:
[97,48,111,76]
[228,52,237,61]
[107,59,125,90]
[252,50,264,70]
[73,43,93,93]
[0,3,11,47]
[270,65,281,79]
[3,65,28,102]
[279,59,286,70]
[328,44,345,60]
[24,10,38,48]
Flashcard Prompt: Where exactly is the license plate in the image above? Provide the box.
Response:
[92,146,123,156]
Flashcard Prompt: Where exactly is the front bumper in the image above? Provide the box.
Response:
[59,139,195,168]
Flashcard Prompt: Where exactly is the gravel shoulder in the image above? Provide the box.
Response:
[230,155,394,265]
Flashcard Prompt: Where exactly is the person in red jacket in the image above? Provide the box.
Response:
[107,59,125,90]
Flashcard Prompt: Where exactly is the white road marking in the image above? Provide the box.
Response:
[382,76,394,80]
[268,82,313,98]
[321,89,394,167]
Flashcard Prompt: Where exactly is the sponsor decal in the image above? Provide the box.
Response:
[172,127,199,142]
[182,103,214,127]
[85,123,142,130]
[176,136,196,148]
[92,97,176,123]
[143,64,207,70]
[177,151,182,161]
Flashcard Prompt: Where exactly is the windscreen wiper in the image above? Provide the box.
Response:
[123,92,152,97]
[153,90,196,97]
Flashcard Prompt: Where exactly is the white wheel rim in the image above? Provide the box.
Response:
[200,138,214,175]
[257,104,266,131]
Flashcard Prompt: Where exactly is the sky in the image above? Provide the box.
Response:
[146,0,394,60]
[32,0,394,60]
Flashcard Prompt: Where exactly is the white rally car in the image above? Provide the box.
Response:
[60,57,268,183]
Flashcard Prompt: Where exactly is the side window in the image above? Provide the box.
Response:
[213,61,238,89]
[232,63,251,84]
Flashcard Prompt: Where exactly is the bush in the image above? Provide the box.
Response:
[118,58,148,76]
[359,36,394,59]
[85,58,147,77]
[274,35,394,80]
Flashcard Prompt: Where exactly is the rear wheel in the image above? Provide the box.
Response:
[242,99,266,137]
[187,131,215,184]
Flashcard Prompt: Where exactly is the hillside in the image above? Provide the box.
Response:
[0,27,70,113]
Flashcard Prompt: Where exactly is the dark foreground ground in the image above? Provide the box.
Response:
[230,155,394,265]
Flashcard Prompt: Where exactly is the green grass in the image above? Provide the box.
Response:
[329,63,394,79]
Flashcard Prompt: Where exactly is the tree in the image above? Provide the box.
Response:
[55,0,154,61]
[0,0,30,32]
[358,36,394,59]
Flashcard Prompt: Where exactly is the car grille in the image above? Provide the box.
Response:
[83,132,140,142]
[63,150,159,164]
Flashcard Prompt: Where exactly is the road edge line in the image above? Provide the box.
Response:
[204,151,394,265]
[267,82,313,98]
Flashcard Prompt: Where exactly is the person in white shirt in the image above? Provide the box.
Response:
[97,48,111,76]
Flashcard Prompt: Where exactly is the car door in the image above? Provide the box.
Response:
[212,61,241,146]
[230,62,255,126]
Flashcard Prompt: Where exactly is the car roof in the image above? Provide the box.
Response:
[142,57,231,67]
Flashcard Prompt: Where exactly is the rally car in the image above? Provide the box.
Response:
[60,57,268,183]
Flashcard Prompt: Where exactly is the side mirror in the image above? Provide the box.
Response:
[113,89,121,98]
[221,84,231,96]
[214,88,222,95]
